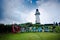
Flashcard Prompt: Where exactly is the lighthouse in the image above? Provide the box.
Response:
[35,9,40,24]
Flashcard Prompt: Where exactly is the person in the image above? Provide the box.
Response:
[38,27,42,32]
[12,25,15,33]
[21,27,25,32]
[32,27,36,32]
[12,24,20,33]
[44,26,49,32]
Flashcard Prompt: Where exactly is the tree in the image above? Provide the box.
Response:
[0,24,4,33]
[59,22,60,26]
[56,22,58,26]
[25,22,33,27]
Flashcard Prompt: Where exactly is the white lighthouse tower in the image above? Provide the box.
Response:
[35,9,40,24]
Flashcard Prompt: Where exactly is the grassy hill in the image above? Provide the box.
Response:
[0,32,60,40]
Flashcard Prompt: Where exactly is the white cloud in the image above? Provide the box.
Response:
[0,0,60,24]
[37,0,60,24]
[1,0,28,24]
[36,0,60,6]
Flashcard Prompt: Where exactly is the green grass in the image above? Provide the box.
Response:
[0,32,60,40]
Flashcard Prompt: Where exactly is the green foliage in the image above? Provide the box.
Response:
[55,26,60,33]
[19,22,33,27]
[0,24,12,33]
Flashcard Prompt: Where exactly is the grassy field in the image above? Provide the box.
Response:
[0,32,60,40]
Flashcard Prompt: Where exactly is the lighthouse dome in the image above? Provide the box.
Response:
[35,9,40,15]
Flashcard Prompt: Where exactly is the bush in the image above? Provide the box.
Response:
[55,26,60,33]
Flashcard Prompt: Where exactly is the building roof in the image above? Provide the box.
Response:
[35,9,40,15]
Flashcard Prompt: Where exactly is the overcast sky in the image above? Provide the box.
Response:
[0,0,60,24]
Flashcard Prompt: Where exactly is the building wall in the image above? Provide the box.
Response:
[36,15,40,23]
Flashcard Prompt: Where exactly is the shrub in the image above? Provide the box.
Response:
[55,26,60,33]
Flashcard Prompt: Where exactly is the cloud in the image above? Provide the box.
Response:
[36,0,60,6]
[0,0,35,24]
[0,0,60,24]
[37,0,60,24]
[0,0,27,24]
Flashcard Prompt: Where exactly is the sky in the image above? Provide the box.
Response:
[0,0,60,24]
